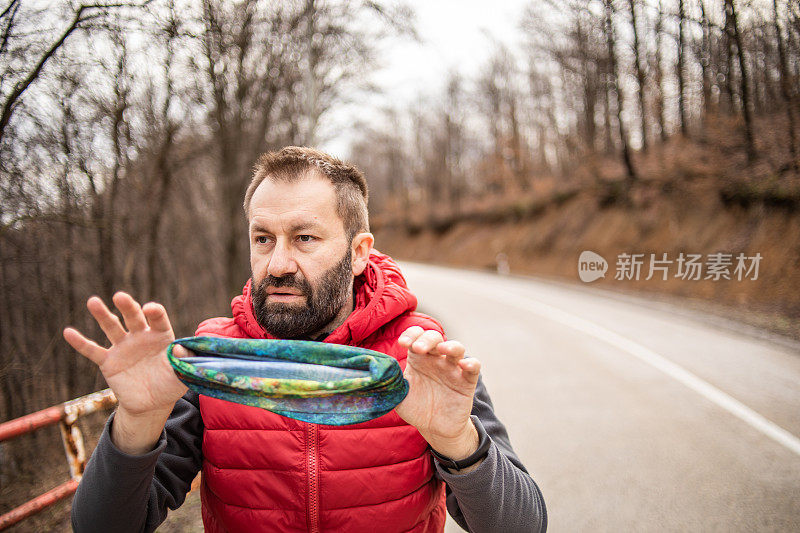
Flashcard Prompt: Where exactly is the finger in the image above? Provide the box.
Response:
[437,340,466,364]
[458,357,481,384]
[398,326,424,348]
[143,302,172,333]
[113,291,148,333]
[410,330,445,355]
[63,327,108,366]
[87,296,127,344]
[172,345,190,358]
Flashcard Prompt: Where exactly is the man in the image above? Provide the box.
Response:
[65,147,546,532]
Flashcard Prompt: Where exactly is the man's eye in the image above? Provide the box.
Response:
[255,236,269,244]
[298,235,314,243]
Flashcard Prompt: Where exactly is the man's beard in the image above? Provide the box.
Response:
[251,247,353,339]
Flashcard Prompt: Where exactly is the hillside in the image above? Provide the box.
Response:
[372,133,800,341]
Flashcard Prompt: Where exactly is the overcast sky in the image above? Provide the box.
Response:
[322,0,532,155]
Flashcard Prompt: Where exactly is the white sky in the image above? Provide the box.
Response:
[322,0,532,155]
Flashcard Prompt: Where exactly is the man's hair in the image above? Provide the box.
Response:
[244,146,369,241]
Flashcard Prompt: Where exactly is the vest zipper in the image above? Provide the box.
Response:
[306,423,320,533]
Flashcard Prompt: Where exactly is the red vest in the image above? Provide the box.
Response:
[195,250,447,532]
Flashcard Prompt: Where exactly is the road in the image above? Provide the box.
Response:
[399,261,800,532]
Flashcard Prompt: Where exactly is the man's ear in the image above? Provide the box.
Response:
[351,232,375,276]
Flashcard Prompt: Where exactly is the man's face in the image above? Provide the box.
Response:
[248,172,354,339]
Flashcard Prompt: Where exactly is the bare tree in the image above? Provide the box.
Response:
[699,0,713,117]
[0,1,143,145]
[443,72,467,213]
[725,0,756,161]
[628,0,649,150]
[675,0,689,136]
[773,0,798,168]
[142,1,182,300]
[603,0,637,184]
[654,0,669,141]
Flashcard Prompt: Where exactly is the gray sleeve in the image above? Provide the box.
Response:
[435,376,547,532]
[71,392,204,533]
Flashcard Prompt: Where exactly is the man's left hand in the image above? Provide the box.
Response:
[395,326,482,464]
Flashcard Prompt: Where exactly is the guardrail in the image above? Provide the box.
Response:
[0,389,117,531]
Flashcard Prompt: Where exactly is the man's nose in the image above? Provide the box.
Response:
[266,240,298,278]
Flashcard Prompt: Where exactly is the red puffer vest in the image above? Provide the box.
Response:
[194,250,447,532]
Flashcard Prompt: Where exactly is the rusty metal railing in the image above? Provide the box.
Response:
[0,388,117,531]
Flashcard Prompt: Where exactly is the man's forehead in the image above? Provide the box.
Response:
[248,176,343,233]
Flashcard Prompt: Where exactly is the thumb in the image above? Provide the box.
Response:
[458,357,481,386]
[172,344,191,358]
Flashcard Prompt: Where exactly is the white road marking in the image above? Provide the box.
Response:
[451,279,800,457]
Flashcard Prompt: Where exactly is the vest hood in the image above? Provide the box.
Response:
[231,249,418,345]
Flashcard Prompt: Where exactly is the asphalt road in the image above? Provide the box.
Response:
[399,261,800,532]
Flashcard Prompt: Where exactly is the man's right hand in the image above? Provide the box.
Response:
[63,291,189,455]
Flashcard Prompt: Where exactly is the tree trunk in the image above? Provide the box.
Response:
[700,0,713,117]
[677,0,688,136]
[0,242,14,419]
[722,6,738,115]
[508,97,528,191]
[145,33,178,301]
[602,75,616,153]
[628,0,648,151]
[774,0,798,169]
[604,0,637,184]
[725,0,757,161]
[655,0,668,142]
[584,80,597,152]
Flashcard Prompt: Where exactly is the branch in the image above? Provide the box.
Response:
[0,0,20,58]
[0,212,94,236]
[0,1,19,20]
[0,6,86,144]
[0,1,149,144]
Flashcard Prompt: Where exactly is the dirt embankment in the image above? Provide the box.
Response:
[372,173,800,340]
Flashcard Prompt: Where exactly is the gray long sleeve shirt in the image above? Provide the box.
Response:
[71,376,546,532]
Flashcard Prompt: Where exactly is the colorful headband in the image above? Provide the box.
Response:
[167,336,409,425]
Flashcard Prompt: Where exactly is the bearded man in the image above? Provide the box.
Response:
[65,146,546,532]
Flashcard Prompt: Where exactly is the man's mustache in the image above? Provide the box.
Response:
[261,275,310,295]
